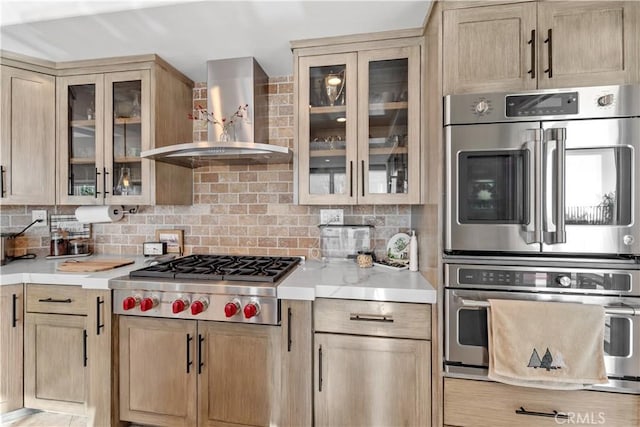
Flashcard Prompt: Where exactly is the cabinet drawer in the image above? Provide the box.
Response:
[314,299,430,340]
[26,284,87,315]
[444,378,640,427]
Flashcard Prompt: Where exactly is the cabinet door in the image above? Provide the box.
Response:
[104,70,151,205]
[0,66,55,205]
[443,3,537,94]
[314,334,431,427]
[358,45,421,204]
[198,321,281,427]
[24,313,87,415]
[57,74,105,205]
[297,53,358,205]
[537,1,639,89]
[0,284,23,414]
[119,316,197,427]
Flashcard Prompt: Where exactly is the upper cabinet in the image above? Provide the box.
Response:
[57,56,194,205]
[443,1,639,94]
[294,35,422,205]
[0,65,55,205]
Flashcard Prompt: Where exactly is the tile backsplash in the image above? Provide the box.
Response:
[0,76,412,260]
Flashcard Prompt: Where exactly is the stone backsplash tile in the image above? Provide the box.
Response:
[0,75,412,260]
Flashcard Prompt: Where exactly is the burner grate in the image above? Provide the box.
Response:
[130,254,300,283]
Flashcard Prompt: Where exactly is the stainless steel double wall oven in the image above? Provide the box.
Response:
[444,85,640,394]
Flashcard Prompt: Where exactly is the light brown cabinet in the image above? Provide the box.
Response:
[0,65,55,205]
[119,315,283,427]
[23,285,112,424]
[0,284,23,414]
[294,38,422,205]
[313,299,431,427]
[24,312,88,415]
[443,1,639,94]
[57,56,194,205]
[444,377,640,427]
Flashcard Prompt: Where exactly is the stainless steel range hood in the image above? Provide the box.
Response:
[141,57,292,168]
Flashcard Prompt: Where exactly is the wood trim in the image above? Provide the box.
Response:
[293,36,422,58]
[280,300,313,427]
[290,28,424,50]
[0,284,24,414]
[0,50,56,74]
[441,0,533,11]
[86,290,112,427]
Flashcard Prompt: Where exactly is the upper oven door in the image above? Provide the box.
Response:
[542,118,640,256]
[446,122,541,253]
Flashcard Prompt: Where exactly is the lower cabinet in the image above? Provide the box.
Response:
[22,285,112,424]
[313,299,432,427]
[0,284,23,413]
[119,315,282,427]
[24,313,88,414]
[444,378,640,427]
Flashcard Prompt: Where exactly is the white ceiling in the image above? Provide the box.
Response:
[0,0,431,82]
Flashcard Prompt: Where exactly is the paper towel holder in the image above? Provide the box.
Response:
[119,205,139,215]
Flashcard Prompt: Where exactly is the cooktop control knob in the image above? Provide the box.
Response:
[122,296,139,311]
[191,299,209,315]
[243,302,260,319]
[224,300,241,318]
[172,299,189,314]
[474,100,489,114]
[556,276,571,287]
[140,297,158,312]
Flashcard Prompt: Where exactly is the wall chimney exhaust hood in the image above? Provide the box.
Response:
[141,57,292,168]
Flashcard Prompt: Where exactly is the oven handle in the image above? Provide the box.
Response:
[543,128,566,244]
[522,129,542,244]
[461,299,640,316]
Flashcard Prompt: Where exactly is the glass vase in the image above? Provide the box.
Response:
[219,129,231,142]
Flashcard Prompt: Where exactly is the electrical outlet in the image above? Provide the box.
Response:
[320,209,344,225]
[32,210,47,227]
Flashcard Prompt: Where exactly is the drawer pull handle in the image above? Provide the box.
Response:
[516,406,568,420]
[38,297,72,303]
[12,293,18,327]
[349,313,394,323]
[96,296,105,335]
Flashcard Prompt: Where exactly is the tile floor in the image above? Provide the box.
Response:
[3,412,87,426]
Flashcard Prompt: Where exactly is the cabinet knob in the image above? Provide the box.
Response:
[140,297,157,312]
[243,302,260,319]
[122,296,138,310]
[224,301,240,318]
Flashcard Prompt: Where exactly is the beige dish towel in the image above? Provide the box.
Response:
[487,299,608,390]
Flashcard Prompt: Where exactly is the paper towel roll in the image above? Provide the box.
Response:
[75,205,124,223]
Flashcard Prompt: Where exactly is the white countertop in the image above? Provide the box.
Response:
[0,255,148,289]
[278,259,436,303]
[1,256,437,303]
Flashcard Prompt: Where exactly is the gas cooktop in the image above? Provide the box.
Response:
[129,254,301,283]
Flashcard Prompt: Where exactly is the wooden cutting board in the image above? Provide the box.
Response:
[57,259,135,272]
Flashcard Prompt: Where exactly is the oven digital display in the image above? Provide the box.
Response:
[506,92,578,117]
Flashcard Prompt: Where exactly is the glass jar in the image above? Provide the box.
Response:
[50,229,68,257]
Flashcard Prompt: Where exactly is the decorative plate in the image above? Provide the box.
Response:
[386,232,411,261]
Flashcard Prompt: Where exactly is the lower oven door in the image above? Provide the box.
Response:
[445,288,640,393]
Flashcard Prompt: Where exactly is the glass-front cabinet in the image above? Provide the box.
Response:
[58,70,149,205]
[296,44,421,205]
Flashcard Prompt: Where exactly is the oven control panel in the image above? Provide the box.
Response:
[506,92,578,117]
[454,267,632,294]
